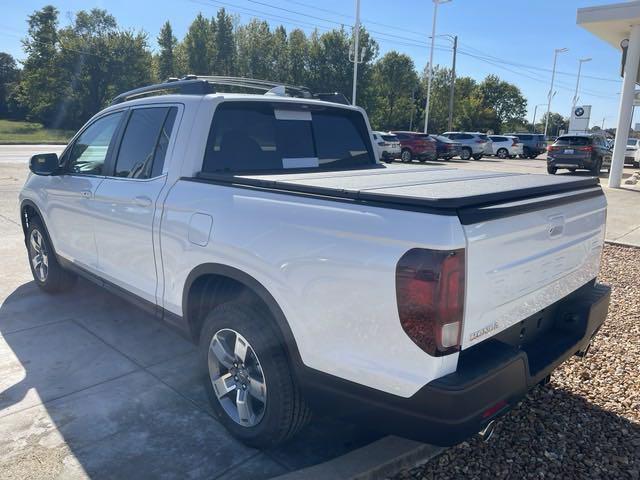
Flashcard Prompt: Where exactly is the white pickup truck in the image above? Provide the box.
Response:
[20,77,610,449]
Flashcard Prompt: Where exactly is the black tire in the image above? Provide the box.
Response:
[568,168,577,173]
[530,154,539,159]
[400,149,412,163]
[547,165,557,175]
[590,158,602,176]
[497,148,508,159]
[460,148,471,160]
[26,217,76,293]
[200,301,311,449]
[472,154,483,161]
[522,147,531,158]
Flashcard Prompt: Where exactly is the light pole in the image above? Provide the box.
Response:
[531,103,547,133]
[423,0,452,133]
[351,0,361,106]
[544,47,568,138]
[572,57,592,109]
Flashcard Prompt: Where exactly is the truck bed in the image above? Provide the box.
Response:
[192,166,602,224]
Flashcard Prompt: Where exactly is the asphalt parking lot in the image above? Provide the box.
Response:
[0,148,385,479]
[1,145,639,479]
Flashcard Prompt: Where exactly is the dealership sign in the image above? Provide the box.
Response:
[569,105,591,134]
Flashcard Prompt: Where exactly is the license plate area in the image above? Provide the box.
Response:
[564,149,574,154]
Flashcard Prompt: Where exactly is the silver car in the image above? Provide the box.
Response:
[441,132,492,160]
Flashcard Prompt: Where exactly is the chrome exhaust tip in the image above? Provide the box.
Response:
[479,420,497,442]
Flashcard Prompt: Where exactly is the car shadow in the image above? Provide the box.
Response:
[0,278,383,479]
[418,380,640,477]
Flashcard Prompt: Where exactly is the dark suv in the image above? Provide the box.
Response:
[391,131,437,162]
[546,134,612,175]
[504,133,546,158]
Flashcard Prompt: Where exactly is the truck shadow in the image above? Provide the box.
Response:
[0,279,382,479]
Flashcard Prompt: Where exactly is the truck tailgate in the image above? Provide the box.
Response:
[460,190,607,349]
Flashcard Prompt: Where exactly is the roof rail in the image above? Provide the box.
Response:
[111,75,346,105]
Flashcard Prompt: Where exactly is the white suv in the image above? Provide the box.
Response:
[372,131,401,163]
[19,76,610,449]
[488,135,524,159]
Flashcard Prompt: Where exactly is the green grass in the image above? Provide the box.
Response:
[0,119,74,144]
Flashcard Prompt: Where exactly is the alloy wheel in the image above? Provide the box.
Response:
[29,229,49,282]
[208,328,267,427]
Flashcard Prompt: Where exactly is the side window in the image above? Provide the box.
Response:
[67,112,123,175]
[460,134,473,140]
[114,107,177,179]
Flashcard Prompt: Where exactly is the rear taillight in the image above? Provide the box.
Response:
[547,145,557,152]
[512,139,517,146]
[577,145,593,152]
[395,248,465,356]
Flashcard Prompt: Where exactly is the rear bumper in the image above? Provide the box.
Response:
[300,281,610,446]
[548,156,595,169]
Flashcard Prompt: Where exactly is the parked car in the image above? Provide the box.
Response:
[372,131,401,163]
[624,138,640,166]
[504,133,547,159]
[20,76,610,449]
[440,132,490,160]
[430,135,462,160]
[546,134,612,175]
[488,135,523,159]
[391,131,437,162]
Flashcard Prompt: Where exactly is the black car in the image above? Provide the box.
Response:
[430,135,462,160]
[504,133,546,158]
[546,134,612,175]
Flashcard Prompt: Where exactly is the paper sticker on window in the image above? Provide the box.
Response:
[274,109,312,121]
[282,157,319,168]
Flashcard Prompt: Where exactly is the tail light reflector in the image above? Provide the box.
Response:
[395,248,465,356]
[577,145,593,152]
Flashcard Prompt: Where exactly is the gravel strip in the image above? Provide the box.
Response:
[391,244,640,480]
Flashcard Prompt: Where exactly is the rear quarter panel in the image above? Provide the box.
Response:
[160,180,467,397]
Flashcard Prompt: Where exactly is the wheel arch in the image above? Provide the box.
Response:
[182,263,304,370]
[20,200,53,251]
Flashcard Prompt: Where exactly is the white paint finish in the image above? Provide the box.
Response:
[92,176,167,303]
[188,213,213,247]
[610,24,640,188]
[577,1,640,49]
[461,194,607,349]
[160,180,466,397]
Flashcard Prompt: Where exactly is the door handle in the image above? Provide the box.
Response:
[80,190,92,199]
[133,195,152,207]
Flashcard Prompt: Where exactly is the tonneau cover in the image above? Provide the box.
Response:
[195,166,601,214]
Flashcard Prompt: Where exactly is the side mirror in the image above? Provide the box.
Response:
[29,153,59,176]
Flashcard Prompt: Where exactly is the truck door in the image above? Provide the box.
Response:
[92,106,178,304]
[45,111,125,272]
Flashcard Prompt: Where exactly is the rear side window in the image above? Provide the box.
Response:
[490,136,506,142]
[517,134,532,141]
[555,136,590,146]
[114,107,177,179]
[203,102,374,173]
[459,134,474,140]
[477,134,489,140]
[381,134,397,142]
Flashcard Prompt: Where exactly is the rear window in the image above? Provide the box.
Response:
[433,135,451,142]
[555,136,590,146]
[202,102,374,173]
[517,134,532,140]
[381,134,397,142]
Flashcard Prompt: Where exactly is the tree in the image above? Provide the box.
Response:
[0,53,19,117]
[538,112,568,136]
[184,13,215,74]
[370,51,417,130]
[214,8,235,75]
[288,29,308,85]
[16,5,65,126]
[236,20,273,79]
[477,74,527,131]
[271,26,289,83]
[157,21,177,80]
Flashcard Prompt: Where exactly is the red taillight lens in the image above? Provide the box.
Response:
[512,139,517,146]
[577,145,593,152]
[396,248,465,356]
[547,145,557,152]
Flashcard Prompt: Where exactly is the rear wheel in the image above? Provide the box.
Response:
[26,217,76,293]
[460,148,471,160]
[200,301,311,448]
[497,148,508,159]
[522,147,531,159]
[472,154,483,161]
[590,158,602,176]
[547,165,557,175]
[568,168,577,173]
[400,149,412,163]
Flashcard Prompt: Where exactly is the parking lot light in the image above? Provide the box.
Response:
[544,47,568,138]
[572,57,592,109]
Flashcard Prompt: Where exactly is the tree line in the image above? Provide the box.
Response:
[0,5,548,134]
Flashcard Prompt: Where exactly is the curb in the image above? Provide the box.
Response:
[272,436,444,480]
[605,239,640,249]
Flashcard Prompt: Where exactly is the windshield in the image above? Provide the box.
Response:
[555,136,590,146]
[202,102,375,173]
[627,139,638,146]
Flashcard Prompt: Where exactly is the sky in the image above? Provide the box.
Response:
[0,0,634,129]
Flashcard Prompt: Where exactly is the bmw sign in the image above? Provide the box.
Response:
[574,107,585,117]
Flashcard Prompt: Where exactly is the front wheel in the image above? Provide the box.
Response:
[460,148,471,160]
[26,217,76,293]
[472,154,483,161]
[400,149,412,163]
[497,148,508,159]
[200,302,311,448]
[547,165,557,175]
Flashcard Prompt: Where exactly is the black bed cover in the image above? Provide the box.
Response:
[191,166,603,224]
